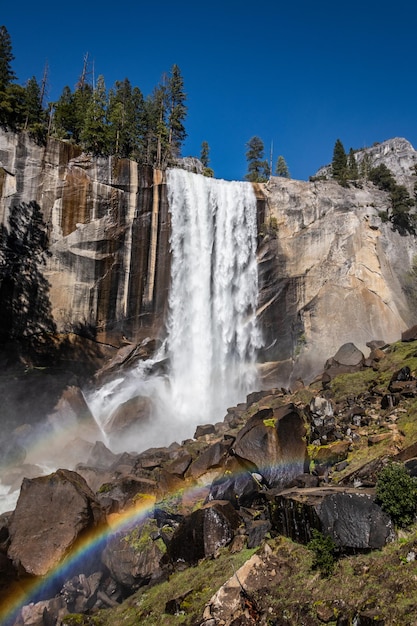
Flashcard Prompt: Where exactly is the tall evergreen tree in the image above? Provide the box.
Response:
[347,148,359,180]
[166,64,187,160]
[51,85,77,140]
[0,25,17,128]
[23,76,46,142]
[200,140,214,177]
[245,136,270,182]
[0,25,16,91]
[80,75,108,155]
[152,82,169,167]
[359,152,373,179]
[331,139,348,184]
[0,201,56,351]
[108,78,145,158]
[275,155,290,178]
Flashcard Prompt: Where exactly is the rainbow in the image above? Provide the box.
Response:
[0,479,211,625]
[0,457,305,625]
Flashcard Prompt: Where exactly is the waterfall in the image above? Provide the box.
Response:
[87,168,262,450]
[165,168,261,424]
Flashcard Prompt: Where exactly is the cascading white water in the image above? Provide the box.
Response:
[165,168,261,424]
[87,168,262,450]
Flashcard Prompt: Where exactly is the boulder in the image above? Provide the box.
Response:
[207,472,264,508]
[106,395,152,437]
[401,325,417,342]
[332,343,365,367]
[96,475,157,511]
[102,517,164,590]
[48,385,101,436]
[232,404,308,489]
[166,500,241,564]
[186,441,231,480]
[7,469,104,576]
[270,486,394,550]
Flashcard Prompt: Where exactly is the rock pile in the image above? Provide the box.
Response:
[1,335,417,625]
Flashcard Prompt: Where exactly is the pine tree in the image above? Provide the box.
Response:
[0,25,16,91]
[200,141,214,177]
[166,64,187,160]
[153,82,169,167]
[275,155,290,178]
[0,25,17,128]
[347,148,359,180]
[23,76,46,142]
[51,85,77,140]
[0,201,56,352]
[245,136,270,182]
[108,78,144,158]
[80,75,108,155]
[359,152,373,179]
[331,139,348,184]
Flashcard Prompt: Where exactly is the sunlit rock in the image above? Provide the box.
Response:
[7,469,104,576]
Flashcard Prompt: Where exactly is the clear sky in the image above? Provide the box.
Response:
[2,0,417,182]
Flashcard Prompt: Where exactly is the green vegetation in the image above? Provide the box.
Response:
[307,529,338,577]
[376,461,417,528]
[275,154,290,178]
[200,140,214,177]
[331,140,362,185]
[0,200,56,353]
[368,163,416,235]
[244,136,270,182]
[331,138,348,185]
[0,26,187,167]
[62,547,257,626]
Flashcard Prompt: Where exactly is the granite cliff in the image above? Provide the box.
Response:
[0,130,416,388]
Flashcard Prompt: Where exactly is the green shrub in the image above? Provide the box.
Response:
[375,461,417,528]
[307,529,337,577]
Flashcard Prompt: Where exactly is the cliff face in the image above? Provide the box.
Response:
[258,174,417,385]
[0,131,170,344]
[0,130,416,386]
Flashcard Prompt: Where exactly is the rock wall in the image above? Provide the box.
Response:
[258,175,417,386]
[1,130,416,386]
[0,131,170,344]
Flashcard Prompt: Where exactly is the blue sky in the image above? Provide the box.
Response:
[2,0,417,181]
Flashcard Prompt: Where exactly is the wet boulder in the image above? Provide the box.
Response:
[47,385,103,446]
[7,469,105,576]
[232,404,307,489]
